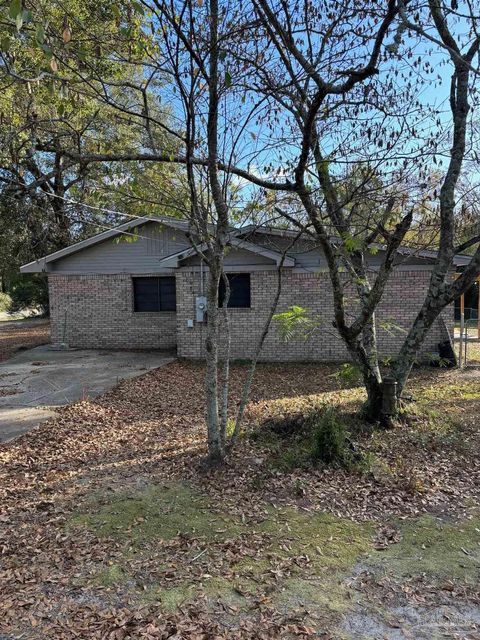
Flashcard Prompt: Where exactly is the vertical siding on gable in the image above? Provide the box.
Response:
[50,222,191,274]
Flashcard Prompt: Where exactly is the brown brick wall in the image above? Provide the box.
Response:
[176,269,453,361]
[48,270,453,360]
[48,274,177,349]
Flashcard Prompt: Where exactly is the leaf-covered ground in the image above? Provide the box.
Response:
[1,361,480,639]
[0,318,50,362]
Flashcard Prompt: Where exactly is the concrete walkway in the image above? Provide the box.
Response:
[0,346,175,442]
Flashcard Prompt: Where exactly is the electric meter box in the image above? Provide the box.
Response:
[195,296,207,322]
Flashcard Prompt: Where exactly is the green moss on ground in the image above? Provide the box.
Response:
[72,483,375,616]
[275,577,351,614]
[419,380,480,403]
[145,577,250,612]
[73,481,480,622]
[144,584,196,612]
[257,506,374,571]
[236,507,374,624]
[92,563,127,587]
[73,483,244,542]
[369,514,480,583]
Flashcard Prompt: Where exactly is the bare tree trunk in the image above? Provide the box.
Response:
[201,0,231,463]
[204,266,224,463]
[389,14,478,405]
[393,301,448,397]
[229,262,286,447]
[218,273,231,447]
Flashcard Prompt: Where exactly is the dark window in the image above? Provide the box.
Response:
[218,273,251,308]
[133,277,176,312]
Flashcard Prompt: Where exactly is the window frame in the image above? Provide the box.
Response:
[132,276,177,313]
[218,272,251,309]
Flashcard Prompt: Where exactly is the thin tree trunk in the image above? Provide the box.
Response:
[391,25,475,400]
[393,301,446,396]
[218,272,231,447]
[202,0,230,463]
[204,267,224,462]
[229,255,289,448]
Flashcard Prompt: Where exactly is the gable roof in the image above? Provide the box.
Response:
[20,216,190,273]
[20,216,296,273]
[157,236,296,268]
[237,225,472,267]
[20,215,472,273]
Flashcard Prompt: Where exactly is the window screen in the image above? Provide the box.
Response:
[218,273,251,308]
[133,277,176,312]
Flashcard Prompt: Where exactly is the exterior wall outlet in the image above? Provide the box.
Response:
[187,319,194,328]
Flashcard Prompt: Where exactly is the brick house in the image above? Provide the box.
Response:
[20,216,468,361]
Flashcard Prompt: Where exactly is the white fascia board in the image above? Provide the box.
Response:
[20,258,47,273]
[230,238,295,266]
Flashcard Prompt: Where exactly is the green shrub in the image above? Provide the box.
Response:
[263,412,308,438]
[0,292,11,312]
[8,275,49,314]
[252,406,319,470]
[329,362,362,387]
[310,407,350,466]
[255,405,356,470]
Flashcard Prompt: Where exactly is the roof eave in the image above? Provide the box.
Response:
[19,216,187,271]
[20,258,47,273]
[157,237,296,268]
[231,238,295,266]
[453,254,472,267]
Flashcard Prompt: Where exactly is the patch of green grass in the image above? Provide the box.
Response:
[271,441,313,471]
[418,380,480,402]
[249,414,312,471]
[275,577,351,614]
[92,563,127,587]
[72,483,244,543]
[370,515,480,583]
[257,506,374,571]
[251,401,366,472]
[402,402,467,452]
[145,576,250,612]
[353,452,393,480]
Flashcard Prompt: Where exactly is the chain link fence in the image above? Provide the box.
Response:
[456,307,480,368]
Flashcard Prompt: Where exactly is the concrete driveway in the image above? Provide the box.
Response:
[0,346,175,442]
